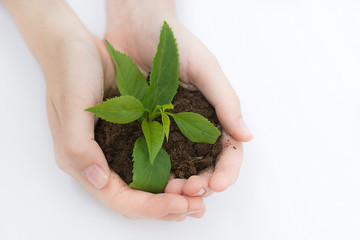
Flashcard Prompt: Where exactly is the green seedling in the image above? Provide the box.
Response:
[86,22,221,193]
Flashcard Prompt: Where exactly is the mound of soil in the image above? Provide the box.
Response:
[94,87,222,185]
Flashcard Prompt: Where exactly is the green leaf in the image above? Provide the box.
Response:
[129,137,171,193]
[144,21,179,111]
[161,113,170,141]
[170,112,221,144]
[106,40,148,101]
[86,96,144,124]
[141,119,165,165]
[149,104,174,121]
[161,103,174,111]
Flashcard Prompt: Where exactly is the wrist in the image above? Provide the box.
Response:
[3,0,91,68]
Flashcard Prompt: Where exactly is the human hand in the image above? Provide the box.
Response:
[1,0,204,221]
[44,27,206,221]
[105,0,253,204]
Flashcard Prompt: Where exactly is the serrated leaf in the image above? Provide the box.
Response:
[106,40,148,101]
[129,137,171,193]
[86,96,144,124]
[161,112,170,141]
[144,21,179,111]
[141,119,165,165]
[170,112,221,144]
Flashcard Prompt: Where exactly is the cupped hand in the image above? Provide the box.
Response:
[44,31,204,221]
[105,0,253,207]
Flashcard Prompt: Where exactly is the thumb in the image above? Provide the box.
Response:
[184,40,253,142]
[58,99,110,190]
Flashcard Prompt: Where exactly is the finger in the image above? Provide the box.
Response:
[182,168,214,198]
[183,35,253,142]
[65,167,188,220]
[112,186,189,219]
[46,96,76,174]
[188,205,206,219]
[160,195,205,221]
[184,196,205,214]
[161,200,206,221]
[165,178,187,195]
[210,132,244,192]
[53,89,110,190]
[183,196,206,219]
[176,216,187,222]
[161,213,187,221]
[47,94,105,186]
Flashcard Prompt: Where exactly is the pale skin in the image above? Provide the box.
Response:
[2,0,253,221]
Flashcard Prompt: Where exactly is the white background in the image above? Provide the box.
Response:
[1,0,359,239]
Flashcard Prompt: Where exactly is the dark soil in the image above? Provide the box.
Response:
[94,87,222,185]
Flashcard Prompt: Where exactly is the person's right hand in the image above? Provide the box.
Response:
[104,0,253,209]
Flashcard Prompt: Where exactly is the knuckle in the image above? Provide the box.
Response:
[55,156,67,172]
[62,140,87,160]
[54,152,71,173]
[189,198,204,211]
[188,175,201,183]
[171,200,188,214]
[191,208,206,219]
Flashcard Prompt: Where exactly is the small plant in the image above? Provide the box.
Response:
[86,22,221,193]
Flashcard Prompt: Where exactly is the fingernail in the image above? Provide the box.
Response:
[82,164,108,189]
[192,188,206,197]
[239,119,253,137]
